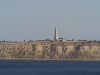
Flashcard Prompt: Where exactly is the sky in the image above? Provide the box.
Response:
[0,0,100,41]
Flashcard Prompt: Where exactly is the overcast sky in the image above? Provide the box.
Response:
[0,0,100,41]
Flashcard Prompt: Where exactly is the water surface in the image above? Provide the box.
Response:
[0,60,100,75]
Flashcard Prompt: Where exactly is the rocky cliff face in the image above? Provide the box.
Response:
[0,41,100,60]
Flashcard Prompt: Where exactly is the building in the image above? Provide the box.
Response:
[54,28,66,42]
[54,28,58,41]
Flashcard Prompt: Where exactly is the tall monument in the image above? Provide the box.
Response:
[54,28,58,41]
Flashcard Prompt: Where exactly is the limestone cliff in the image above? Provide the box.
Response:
[0,41,100,60]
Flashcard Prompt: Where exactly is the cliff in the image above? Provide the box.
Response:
[0,41,100,60]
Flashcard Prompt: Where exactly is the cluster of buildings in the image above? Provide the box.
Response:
[36,28,66,42]
[0,28,67,51]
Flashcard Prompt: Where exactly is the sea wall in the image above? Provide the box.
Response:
[0,41,100,60]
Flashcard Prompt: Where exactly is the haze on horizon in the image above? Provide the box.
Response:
[0,0,100,41]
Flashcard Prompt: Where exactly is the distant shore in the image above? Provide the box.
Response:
[0,41,100,60]
[0,58,100,61]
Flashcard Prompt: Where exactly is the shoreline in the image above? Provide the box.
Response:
[0,58,100,61]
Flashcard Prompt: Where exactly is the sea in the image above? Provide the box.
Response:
[0,60,100,75]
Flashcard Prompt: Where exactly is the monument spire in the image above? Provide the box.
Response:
[54,28,58,41]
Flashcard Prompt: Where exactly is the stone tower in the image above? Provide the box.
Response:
[54,28,58,41]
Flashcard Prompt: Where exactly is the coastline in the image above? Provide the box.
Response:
[0,58,100,61]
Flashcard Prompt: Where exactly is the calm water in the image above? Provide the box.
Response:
[0,60,100,75]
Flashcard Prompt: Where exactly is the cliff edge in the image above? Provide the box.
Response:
[0,41,100,60]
